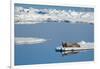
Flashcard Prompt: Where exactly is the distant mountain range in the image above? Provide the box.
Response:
[14,7,94,24]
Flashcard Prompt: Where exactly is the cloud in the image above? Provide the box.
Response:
[14,6,94,24]
[15,37,48,45]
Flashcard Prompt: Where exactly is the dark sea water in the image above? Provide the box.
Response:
[15,23,94,65]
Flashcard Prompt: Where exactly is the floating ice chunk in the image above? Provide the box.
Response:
[15,37,48,45]
[78,41,86,45]
[78,41,94,49]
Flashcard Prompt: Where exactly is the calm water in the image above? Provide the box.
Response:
[15,23,94,65]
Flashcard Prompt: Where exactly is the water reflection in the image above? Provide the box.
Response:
[56,50,79,56]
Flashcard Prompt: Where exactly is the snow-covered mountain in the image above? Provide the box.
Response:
[14,7,94,24]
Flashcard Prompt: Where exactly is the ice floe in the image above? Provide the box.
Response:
[78,41,94,49]
[15,37,48,45]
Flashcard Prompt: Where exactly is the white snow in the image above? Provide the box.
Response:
[14,7,94,24]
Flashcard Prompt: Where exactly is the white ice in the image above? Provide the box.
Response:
[15,37,48,45]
